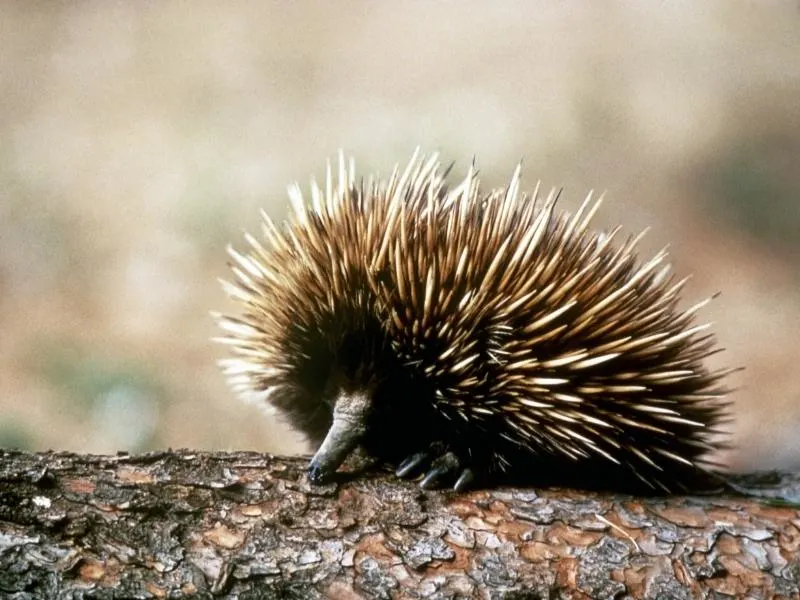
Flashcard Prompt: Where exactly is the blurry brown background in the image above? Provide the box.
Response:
[1,2,799,472]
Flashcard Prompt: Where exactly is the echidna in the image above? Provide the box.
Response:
[214,151,733,494]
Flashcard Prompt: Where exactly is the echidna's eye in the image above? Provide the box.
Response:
[338,334,362,378]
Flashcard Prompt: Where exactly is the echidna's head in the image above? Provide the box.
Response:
[276,295,417,483]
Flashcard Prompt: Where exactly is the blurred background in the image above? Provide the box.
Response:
[1,1,799,472]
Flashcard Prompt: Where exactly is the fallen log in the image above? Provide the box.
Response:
[0,449,798,599]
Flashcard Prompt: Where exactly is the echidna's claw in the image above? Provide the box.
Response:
[396,451,430,478]
[420,451,461,489]
[453,468,475,492]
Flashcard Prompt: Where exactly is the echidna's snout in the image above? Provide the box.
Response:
[307,390,372,484]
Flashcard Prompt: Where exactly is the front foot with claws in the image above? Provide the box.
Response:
[395,446,476,492]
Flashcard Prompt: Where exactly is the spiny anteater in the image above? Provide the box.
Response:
[214,151,734,494]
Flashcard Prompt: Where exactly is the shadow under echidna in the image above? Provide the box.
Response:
[213,150,736,495]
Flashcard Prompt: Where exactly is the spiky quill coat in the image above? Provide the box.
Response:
[215,152,733,494]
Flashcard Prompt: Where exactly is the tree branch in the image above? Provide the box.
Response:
[1,449,798,599]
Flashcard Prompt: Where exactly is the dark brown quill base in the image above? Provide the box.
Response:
[289,380,727,496]
[272,323,727,495]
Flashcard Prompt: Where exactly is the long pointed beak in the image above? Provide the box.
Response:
[307,390,371,484]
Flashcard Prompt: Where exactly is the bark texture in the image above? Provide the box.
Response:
[0,449,799,599]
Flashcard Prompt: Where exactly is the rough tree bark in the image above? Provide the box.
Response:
[0,449,799,599]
